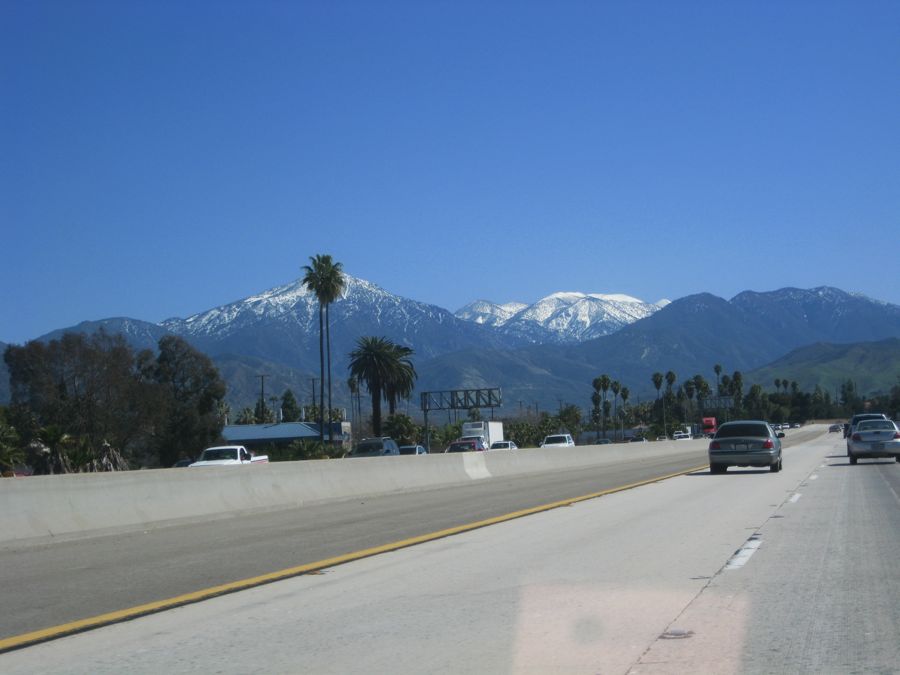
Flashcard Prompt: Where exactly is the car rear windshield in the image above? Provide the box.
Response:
[715,424,769,439]
[857,420,895,431]
[852,414,886,425]
[399,446,416,455]
[545,436,567,444]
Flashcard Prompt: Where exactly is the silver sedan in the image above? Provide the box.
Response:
[708,420,784,473]
[847,419,900,464]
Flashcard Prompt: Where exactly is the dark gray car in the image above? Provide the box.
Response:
[346,437,400,457]
[708,420,784,473]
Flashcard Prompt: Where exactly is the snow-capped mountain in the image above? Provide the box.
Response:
[454,300,528,327]
[455,292,669,344]
[161,275,522,373]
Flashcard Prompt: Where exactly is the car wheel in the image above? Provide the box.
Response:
[895,455,900,463]
[710,464,725,474]
[770,460,781,473]
[849,455,858,465]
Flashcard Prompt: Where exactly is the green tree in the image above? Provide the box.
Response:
[281,389,301,422]
[599,375,611,433]
[383,413,417,445]
[0,419,23,475]
[558,404,582,437]
[4,331,153,463]
[610,380,621,433]
[619,386,630,430]
[302,254,346,441]
[235,407,256,425]
[349,336,416,436]
[151,335,226,467]
[254,398,274,424]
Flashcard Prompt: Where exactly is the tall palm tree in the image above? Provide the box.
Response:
[665,371,677,394]
[349,337,416,436]
[598,374,611,436]
[684,378,696,421]
[652,372,665,437]
[347,376,360,431]
[590,387,602,439]
[302,254,345,441]
[610,380,621,439]
[652,372,663,399]
[619,386,630,437]
[714,364,723,394]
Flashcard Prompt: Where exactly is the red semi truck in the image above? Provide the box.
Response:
[701,417,717,437]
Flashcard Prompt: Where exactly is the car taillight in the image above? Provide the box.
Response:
[852,433,861,441]
[709,441,720,450]
[894,432,900,439]
[762,439,774,449]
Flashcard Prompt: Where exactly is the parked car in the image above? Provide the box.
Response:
[596,438,612,445]
[347,437,400,457]
[708,420,784,474]
[672,431,691,440]
[445,439,482,453]
[829,424,842,433]
[844,413,889,438]
[399,444,428,455]
[490,440,518,450]
[846,419,900,464]
[629,436,648,443]
[540,434,575,448]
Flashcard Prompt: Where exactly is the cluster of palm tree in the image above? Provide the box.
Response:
[302,253,418,440]
[590,375,630,439]
[348,336,417,436]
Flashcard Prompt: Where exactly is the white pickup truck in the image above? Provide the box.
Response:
[188,445,269,467]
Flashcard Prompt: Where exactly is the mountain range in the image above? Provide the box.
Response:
[3,278,900,414]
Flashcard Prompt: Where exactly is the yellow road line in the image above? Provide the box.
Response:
[0,463,708,653]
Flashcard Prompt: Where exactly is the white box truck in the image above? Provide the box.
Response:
[461,421,504,448]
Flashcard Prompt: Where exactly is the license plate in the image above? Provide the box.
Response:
[872,442,884,451]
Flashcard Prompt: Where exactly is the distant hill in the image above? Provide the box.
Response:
[211,354,322,415]
[37,318,175,352]
[747,338,900,396]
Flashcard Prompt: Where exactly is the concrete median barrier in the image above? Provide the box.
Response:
[0,438,711,545]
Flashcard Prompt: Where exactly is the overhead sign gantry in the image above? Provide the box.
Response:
[420,387,502,452]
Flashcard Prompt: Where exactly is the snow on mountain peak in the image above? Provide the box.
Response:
[454,289,665,344]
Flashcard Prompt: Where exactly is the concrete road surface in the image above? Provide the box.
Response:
[2,428,897,673]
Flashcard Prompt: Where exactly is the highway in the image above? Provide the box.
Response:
[2,427,898,673]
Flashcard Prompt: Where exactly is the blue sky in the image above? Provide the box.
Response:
[2,1,899,345]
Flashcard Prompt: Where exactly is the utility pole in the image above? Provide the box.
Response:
[269,396,280,423]
[257,374,268,422]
